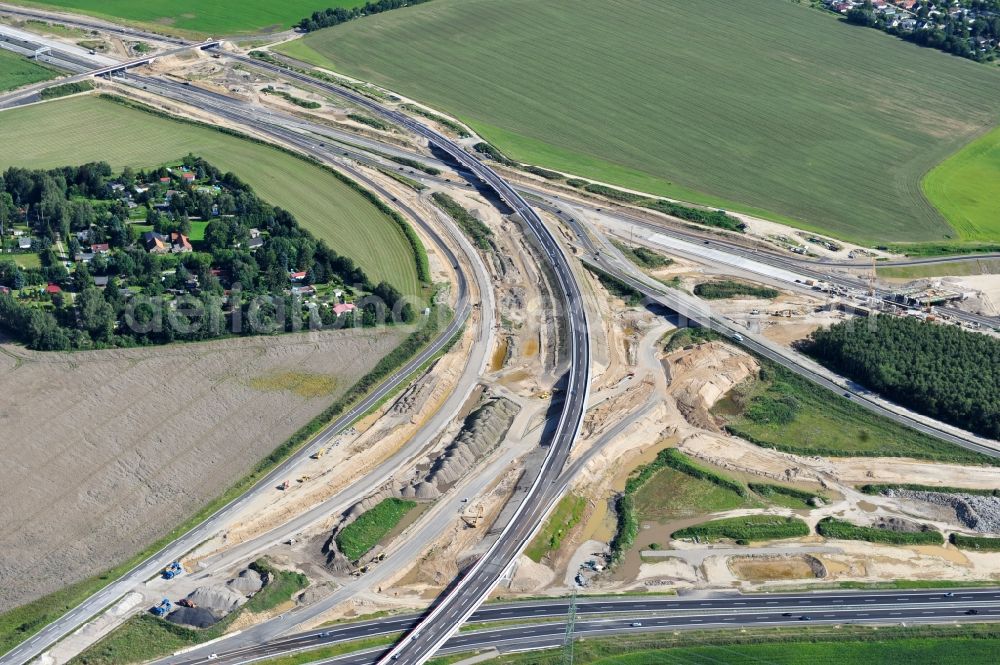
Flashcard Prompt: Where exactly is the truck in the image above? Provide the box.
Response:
[150,598,172,617]
[161,561,182,579]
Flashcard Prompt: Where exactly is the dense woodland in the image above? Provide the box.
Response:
[297,0,432,32]
[803,316,1000,440]
[0,156,415,351]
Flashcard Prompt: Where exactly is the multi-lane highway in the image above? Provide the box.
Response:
[0,71,480,665]
[551,207,1000,458]
[236,47,594,665]
[1,13,998,665]
[165,588,1000,665]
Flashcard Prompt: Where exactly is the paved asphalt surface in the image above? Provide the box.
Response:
[0,67,476,665]
[167,588,1000,664]
[228,50,593,665]
[0,15,998,665]
[553,209,1000,458]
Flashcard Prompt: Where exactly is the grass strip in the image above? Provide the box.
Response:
[583,263,643,306]
[817,517,944,545]
[39,81,94,100]
[672,515,810,544]
[248,634,398,665]
[950,533,1000,551]
[431,192,491,250]
[348,112,391,131]
[694,280,779,300]
[336,498,417,562]
[611,240,672,269]
[525,495,588,563]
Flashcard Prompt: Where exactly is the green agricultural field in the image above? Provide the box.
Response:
[7,0,359,37]
[0,48,58,91]
[923,125,1000,242]
[0,95,423,296]
[280,0,1000,244]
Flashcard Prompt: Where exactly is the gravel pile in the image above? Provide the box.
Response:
[887,490,1000,533]
[187,585,246,616]
[227,568,264,596]
[167,606,218,628]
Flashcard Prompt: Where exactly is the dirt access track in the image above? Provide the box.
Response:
[0,327,407,612]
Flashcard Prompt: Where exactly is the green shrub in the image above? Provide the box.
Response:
[817,517,944,545]
[951,533,1000,551]
[431,192,492,250]
[40,81,94,100]
[473,141,517,167]
[583,183,646,203]
[523,165,563,180]
[659,448,749,497]
[348,112,390,130]
[673,515,809,542]
[749,483,822,503]
[584,264,643,306]
[643,199,745,232]
[694,280,779,300]
[336,498,417,561]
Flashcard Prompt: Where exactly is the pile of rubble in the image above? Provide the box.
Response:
[888,489,1000,533]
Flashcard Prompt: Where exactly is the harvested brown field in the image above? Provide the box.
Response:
[0,327,407,611]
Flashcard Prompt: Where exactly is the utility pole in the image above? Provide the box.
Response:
[562,588,578,665]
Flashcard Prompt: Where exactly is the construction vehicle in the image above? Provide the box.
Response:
[176,598,196,608]
[277,480,291,490]
[150,598,172,617]
[161,562,182,579]
[310,448,326,460]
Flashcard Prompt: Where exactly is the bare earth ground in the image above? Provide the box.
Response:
[0,327,407,611]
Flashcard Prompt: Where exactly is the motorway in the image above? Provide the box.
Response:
[166,588,1000,665]
[0,67,482,665]
[238,48,596,665]
[549,205,1000,458]
[0,14,998,665]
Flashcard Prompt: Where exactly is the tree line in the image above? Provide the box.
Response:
[803,315,1000,440]
[297,0,433,32]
